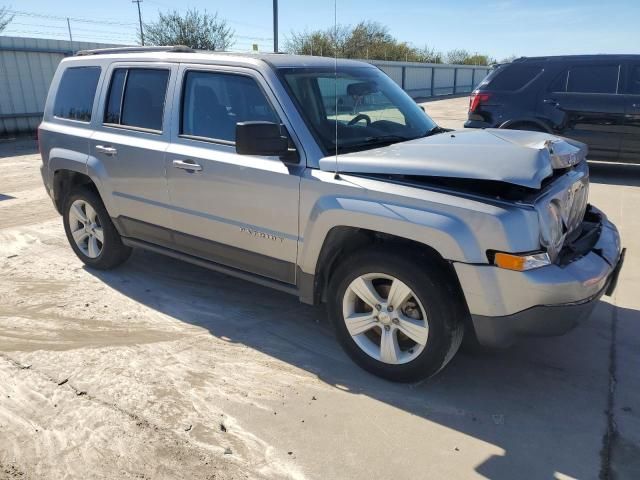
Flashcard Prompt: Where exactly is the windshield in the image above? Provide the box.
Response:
[279,66,438,154]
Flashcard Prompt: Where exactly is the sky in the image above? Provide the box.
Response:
[3,0,639,60]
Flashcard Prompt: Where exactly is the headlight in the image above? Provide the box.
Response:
[539,200,565,261]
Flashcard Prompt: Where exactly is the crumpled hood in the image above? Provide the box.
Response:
[319,128,587,189]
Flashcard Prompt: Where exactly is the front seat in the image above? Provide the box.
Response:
[190,86,236,141]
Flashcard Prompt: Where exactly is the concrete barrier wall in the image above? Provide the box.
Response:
[0,36,492,136]
[367,59,490,99]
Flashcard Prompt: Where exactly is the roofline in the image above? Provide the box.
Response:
[513,54,640,62]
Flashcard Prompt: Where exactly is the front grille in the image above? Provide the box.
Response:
[558,206,601,266]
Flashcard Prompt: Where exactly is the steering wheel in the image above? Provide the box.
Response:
[348,114,371,126]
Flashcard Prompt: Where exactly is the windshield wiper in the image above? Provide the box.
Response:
[337,134,410,153]
[422,125,450,137]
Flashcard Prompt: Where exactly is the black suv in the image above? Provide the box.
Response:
[465,55,640,163]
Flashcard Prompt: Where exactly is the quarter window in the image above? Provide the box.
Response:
[566,65,619,94]
[628,65,640,95]
[484,65,542,91]
[104,68,170,131]
[181,71,279,142]
[53,67,101,122]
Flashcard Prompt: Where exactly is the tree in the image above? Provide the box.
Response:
[0,6,14,33]
[286,23,494,64]
[445,49,495,66]
[143,9,234,51]
[499,55,518,64]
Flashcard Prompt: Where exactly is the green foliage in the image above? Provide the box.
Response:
[446,49,497,66]
[143,9,234,51]
[286,22,495,65]
[0,6,14,33]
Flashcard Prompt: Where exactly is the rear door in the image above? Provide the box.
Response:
[90,63,177,239]
[621,62,640,163]
[164,64,303,284]
[543,62,625,161]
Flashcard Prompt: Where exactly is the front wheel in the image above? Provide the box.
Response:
[63,187,131,270]
[328,248,464,382]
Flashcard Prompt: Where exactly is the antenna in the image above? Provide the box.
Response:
[333,0,339,180]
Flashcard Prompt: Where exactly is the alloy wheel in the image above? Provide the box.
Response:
[68,199,104,259]
[342,273,429,365]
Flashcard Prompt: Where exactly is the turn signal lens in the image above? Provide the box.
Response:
[493,252,551,271]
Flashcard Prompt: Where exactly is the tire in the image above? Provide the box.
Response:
[328,248,464,382]
[63,186,131,270]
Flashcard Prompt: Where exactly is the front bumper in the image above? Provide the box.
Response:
[455,206,624,347]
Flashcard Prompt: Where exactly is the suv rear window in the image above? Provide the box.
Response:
[482,65,542,91]
[566,65,619,94]
[53,67,101,122]
[104,68,170,131]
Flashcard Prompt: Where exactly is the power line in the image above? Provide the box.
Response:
[4,29,136,42]
[8,22,136,34]
[7,9,138,26]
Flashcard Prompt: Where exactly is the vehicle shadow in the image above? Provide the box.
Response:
[589,161,640,187]
[86,248,637,480]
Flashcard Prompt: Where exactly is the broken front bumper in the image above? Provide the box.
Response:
[454,206,624,348]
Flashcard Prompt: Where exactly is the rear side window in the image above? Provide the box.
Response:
[566,65,619,94]
[482,65,542,91]
[54,67,101,122]
[181,71,278,143]
[104,68,170,131]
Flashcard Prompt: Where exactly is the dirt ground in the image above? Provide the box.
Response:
[1,97,639,480]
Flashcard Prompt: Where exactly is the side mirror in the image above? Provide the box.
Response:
[236,121,289,156]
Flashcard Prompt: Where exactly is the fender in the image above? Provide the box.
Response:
[48,148,116,216]
[297,195,484,276]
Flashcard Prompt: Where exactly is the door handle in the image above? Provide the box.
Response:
[172,159,203,172]
[543,98,560,107]
[95,145,117,156]
[632,104,640,108]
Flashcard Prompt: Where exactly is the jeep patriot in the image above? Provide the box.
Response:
[38,46,625,381]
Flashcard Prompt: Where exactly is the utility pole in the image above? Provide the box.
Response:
[132,0,144,46]
[272,0,278,53]
[66,17,73,43]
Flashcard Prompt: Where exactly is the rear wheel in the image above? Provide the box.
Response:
[63,187,131,269]
[328,248,464,382]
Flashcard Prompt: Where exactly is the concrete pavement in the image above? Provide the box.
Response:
[0,97,638,479]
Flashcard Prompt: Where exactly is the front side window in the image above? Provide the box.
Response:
[181,71,279,142]
[566,65,619,94]
[54,66,101,122]
[104,68,170,131]
[280,66,437,154]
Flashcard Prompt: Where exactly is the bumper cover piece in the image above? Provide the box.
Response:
[459,206,624,347]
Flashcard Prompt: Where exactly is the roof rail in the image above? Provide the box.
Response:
[75,45,194,56]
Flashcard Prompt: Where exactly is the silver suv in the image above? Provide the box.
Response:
[39,46,625,381]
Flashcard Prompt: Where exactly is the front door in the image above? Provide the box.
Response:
[542,63,625,161]
[90,64,177,238]
[165,65,302,284]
